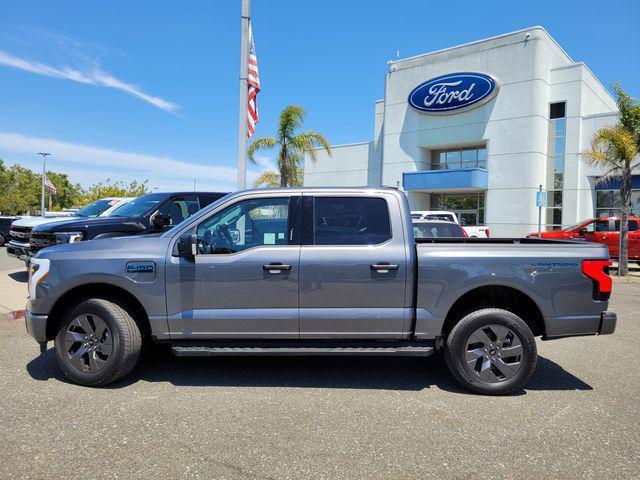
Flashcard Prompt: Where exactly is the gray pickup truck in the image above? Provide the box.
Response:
[25,188,616,394]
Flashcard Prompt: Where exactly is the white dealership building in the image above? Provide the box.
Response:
[303,26,631,236]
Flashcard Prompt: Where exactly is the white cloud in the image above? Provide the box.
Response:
[0,50,178,113]
[0,131,263,192]
[253,155,277,171]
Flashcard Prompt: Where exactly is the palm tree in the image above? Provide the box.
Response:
[252,153,305,188]
[583,125,639,275]
[252,170,281,188]
[248,105,331,187]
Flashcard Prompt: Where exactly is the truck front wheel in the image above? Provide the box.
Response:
[54,298,142,387]
[444,308,537,395]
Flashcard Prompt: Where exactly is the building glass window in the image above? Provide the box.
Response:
[546,102,566,229]
[595,188,640,218]
[430,193,486,226]
[430,146,487,170]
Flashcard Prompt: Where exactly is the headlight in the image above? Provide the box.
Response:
[28,258,50,300]
[54,232,84,244]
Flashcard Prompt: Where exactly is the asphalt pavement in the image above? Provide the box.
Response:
[0,259,638,479]
[0,246,23,272]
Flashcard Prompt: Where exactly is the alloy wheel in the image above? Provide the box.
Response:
[464,324,523,383]
[64,314,113,373]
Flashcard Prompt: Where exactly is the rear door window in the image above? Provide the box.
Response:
[614,220,638,231]
[313,197,391,245]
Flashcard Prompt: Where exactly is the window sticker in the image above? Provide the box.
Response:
[278,232,285,240]
[264,233,276,245]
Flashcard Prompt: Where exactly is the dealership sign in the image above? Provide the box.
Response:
[408,72,499,114]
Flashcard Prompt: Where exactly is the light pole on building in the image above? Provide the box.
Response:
[37,152,51,217]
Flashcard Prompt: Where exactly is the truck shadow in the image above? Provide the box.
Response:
[27,347,592,394]
[8,270,28,283]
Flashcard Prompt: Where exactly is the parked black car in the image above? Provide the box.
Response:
[0,216,19,246]
[29,191,227,255]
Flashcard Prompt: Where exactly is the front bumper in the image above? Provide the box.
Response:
[598,311,616,335]
[6,241,32,262]
[25,310,48,343]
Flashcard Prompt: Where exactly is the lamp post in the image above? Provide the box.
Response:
[37,152,51,217]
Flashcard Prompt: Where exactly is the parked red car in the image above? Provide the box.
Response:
[529,217,640,260]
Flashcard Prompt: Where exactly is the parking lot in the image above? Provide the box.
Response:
[0,246,638,479]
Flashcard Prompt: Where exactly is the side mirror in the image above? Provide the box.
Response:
[578,229,588,236]
[177,233,198,258]
[152,213,171,231]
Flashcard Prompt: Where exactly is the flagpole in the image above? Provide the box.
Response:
[236,0,250,191]
[38,152,51,217]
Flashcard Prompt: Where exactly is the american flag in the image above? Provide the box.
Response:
[44,176,57,195]
[246,22,260,138]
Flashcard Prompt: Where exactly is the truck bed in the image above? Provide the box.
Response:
[413,238,610,340]
[415,237,585,245]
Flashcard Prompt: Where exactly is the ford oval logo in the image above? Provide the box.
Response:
[408,72,499,114]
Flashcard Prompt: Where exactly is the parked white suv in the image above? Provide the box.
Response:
[411,210,490,238]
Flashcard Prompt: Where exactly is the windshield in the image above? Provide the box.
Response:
[424,213,456,222]
[564,220,589,231]
[76,199,118,218]
[108,193,166,217]
[413,222,465,238]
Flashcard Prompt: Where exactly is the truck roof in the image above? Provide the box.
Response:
[235,186,402,195]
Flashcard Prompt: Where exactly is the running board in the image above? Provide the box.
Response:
[171,343,435,357]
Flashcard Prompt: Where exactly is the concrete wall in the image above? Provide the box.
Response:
[304,141,376,187]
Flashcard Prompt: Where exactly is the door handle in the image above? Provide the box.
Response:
[263,262,292,272]
[370,263,399,272]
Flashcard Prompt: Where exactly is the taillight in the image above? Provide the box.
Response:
[582,259,612,301]
[485,228,490,237]
[462,228,469,238]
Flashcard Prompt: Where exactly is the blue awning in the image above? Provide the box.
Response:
[595,175,640,190]
[403,168,488,191]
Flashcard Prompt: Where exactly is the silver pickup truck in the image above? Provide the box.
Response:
[25,188,616,394]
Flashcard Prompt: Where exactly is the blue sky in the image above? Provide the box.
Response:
[0,0,638,192]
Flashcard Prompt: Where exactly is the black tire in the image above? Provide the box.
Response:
[444,308,537,395]
[54,298,141,387]
[0,233,5,246]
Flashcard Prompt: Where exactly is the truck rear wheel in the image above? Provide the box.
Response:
[54,298,141,387]
[444,308,537,395]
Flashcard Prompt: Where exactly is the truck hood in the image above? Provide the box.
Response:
[31,216,145,233]
[11,215,80,228]
[35,233,171,259]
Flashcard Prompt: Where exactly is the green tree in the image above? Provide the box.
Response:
[44,171,83,211]
[583,125,639,275]
[613,83,640,149]
[0,159,149,215]
[0,163,41,215]
[80,179,149,203]
[247,105,330,187]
